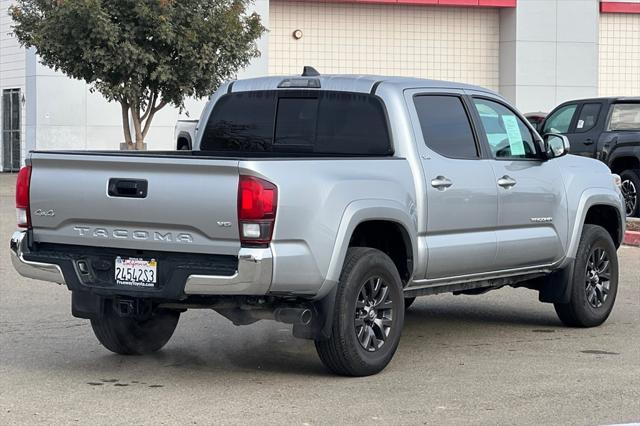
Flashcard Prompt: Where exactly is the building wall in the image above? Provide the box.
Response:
[1,0,26,171]
[599,12,640,96]
[269,0,500,91]
[499,0,600,113]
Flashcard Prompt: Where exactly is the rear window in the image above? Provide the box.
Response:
[607,103,640,131]
[200,90,392,156]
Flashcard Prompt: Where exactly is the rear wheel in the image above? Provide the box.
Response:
[620,169,640,217]
[554,225,618,327]
[315,247,404,376]
[91,308,180,355]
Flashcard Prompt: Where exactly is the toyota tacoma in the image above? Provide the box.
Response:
[11,70,626,376]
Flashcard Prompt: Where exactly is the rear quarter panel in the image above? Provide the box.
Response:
[240,158,416,296]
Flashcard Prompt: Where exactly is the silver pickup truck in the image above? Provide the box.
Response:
[10,71,626,376]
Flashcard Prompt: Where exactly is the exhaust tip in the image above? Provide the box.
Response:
[300,309,312,326]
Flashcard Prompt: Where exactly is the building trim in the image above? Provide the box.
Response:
[600,1,640,14]
[307,0,516,7]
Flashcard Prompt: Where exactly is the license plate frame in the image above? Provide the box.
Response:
[114,256,158,288]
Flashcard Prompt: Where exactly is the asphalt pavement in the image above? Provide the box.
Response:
[1,173,638,425]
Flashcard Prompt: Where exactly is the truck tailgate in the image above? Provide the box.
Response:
[28,152,241,255]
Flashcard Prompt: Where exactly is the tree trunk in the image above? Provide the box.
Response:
[131,108,145,151]
[120,101,134,150]
[124,96,168,151]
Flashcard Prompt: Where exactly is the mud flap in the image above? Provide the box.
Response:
[537,261,575,304]
[292,284,337,340]
[71,290,104,319]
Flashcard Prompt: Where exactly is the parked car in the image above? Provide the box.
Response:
[525,112,547,132]
[540,97,640,217]
[11,71,626,376]
[175,119,198,150]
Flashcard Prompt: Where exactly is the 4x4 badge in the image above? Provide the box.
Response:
[34,209,55,217]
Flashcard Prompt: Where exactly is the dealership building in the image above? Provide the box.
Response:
[1,0,639,171]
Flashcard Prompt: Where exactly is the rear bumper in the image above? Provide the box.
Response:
[10,231,273,298]
[10,231,66,284]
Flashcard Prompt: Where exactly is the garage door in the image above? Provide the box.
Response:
[599,13,640,96]
[269,1,500,91]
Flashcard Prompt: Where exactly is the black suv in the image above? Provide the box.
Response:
[541,97,640,217]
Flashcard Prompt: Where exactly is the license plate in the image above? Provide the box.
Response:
[115,257,157,287]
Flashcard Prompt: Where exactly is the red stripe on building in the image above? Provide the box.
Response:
[438,0,479,6]
[600,1,640,13]
[478,0,516,6]
[304,0,516,7]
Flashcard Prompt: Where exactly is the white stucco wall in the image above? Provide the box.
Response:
[499,0,600,113]
[269,1,500,91]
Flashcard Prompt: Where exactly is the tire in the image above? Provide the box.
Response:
[554,225,619,327]
[91,308,180,355]
[315,247,404,377]
[620,169,640,217]
[404,297,416,310]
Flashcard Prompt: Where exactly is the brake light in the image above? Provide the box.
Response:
[16,165,32,228]
[238,175,277,246]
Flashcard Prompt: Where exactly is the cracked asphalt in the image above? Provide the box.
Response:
[1,173,639,425]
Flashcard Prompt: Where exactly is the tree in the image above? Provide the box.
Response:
[10,0,265,150]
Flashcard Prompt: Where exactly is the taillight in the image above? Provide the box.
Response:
[238,175,277,246]
[16,165,32,228]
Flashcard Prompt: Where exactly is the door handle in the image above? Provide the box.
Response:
[431,176,453,190]
[108,178,148,198]
[583,138,594,145]
[497,175,517,189]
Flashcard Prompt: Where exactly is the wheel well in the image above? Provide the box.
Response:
[610,156,639,174]
[177,136,191,150]
[584,204,622,248]
[348,220,413,285]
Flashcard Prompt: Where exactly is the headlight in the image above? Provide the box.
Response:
[612,174,622,189]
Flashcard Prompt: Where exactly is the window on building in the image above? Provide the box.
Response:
[607,103,640,131]
[473,98,538,160]
[2,89,22,171]
[542,104,577,134]
[200,90,392,156]
[413,95,478,159]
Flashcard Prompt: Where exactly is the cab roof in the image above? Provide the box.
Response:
[230,73,499,97]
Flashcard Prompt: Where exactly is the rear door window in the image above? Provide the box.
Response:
[200,90,392,156]
[575,103,601,133]
[607,103,640,131]
[413,95,479,159]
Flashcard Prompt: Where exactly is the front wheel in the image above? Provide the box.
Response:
[554,225,619,327]
[315,247,404,376]
[620,169,640,217]
[91,308,180,355]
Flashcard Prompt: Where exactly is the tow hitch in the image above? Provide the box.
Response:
[115,297,152,320]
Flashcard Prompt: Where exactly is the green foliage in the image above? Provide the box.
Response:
[10,0,265,148]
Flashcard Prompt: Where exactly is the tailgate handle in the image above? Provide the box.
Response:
[108,178,148,198]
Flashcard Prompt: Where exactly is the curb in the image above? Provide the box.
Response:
[624,231,640,247]
[624,218,640,247]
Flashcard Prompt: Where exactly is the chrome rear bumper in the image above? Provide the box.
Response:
[10,231,66,284]
[10,230,273,295]
[184,248,273,295]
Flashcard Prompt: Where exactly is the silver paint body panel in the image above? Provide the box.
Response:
[18,74,625,297]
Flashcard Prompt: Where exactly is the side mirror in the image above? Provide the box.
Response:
[543,133,570,159]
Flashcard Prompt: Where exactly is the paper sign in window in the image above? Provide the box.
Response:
[577,119,585,129]
[502,115,524,156]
